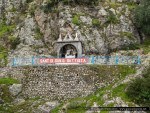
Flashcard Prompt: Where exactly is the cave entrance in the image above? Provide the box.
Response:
[59,44,78,58]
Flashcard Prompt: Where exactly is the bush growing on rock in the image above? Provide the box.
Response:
[92,19,101,27]
[0,45,8,67]
[104,10,119,34]
[8,36,20,50]
[0,21,15,38]
[126,66,150,107]
[72,15,80,25]
[134,0,150,36]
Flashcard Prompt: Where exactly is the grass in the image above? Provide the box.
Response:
[66,101,86,113]
[34,27,43,40]
[92,19,101,27]
[8,100,33,113]
[0,85,13,103]
[0,22,15,38]
[0,78,19,85]
[119,31,134,39]
[109,2,122,10]
[140,38,150,54]
[112,84,131,102]
[0,21,16,67]
[0,52,8,67]
[67,108,86,113]
[72,15,80,25]
[0,97,46,113]
[89,65,136,80]
[127,2,138,10]
[51,103,64,113]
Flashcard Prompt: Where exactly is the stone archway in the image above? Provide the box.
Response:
[59,44,78,58]
[55,33,83,58]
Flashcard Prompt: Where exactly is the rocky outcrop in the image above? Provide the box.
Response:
[58,3,140,54]
[37,101,60,113]
[0,1,140,52]
[9,84,22,96]
[0,0,142,66]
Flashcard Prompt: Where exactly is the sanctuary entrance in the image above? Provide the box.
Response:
[55,33,83,58]
[59,44,77,58]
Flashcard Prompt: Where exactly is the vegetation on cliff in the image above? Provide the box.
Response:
[126,66,150,107]
[134,0,150,36]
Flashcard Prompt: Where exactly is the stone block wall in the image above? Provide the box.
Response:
[14,66,102,100]
[0,65,118,100]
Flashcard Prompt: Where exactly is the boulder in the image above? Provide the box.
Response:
[38,101,60,113]
[13,98,25,105]
[80,16,92,25]
[98,8,107,16]
[9,84,22,96]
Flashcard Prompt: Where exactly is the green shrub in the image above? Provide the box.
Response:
[0,22,17,67]
[0,45,8,67]
[127,2,137,10]
[112,84,130,101]
[92,19,101,27]
[8,36,20,49]
[68,101,81,109]
[119,32,134,39]
[0,78,19,85]
[126,67,150,107]
[109,3,122,10]
[34,27,43,40]
[0,85,13,103]
[29,3,37,16]
[0,52,8,67]
[72,15,80,25]
[66,101,86,113]
[0,22,15,38]
[104,10,119,34]
[140,38,150,54]
[120,44,140,50]
[134,0,150,35]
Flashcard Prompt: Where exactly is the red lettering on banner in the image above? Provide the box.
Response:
[40,58,54,64]
[39,58,88,64]
[67,59,71,63]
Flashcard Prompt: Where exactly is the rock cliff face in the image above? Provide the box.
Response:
[0,0,140,66]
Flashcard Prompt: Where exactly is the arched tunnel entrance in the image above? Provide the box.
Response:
[59,44,78,58]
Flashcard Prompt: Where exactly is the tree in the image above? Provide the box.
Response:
[134,0,150,36]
